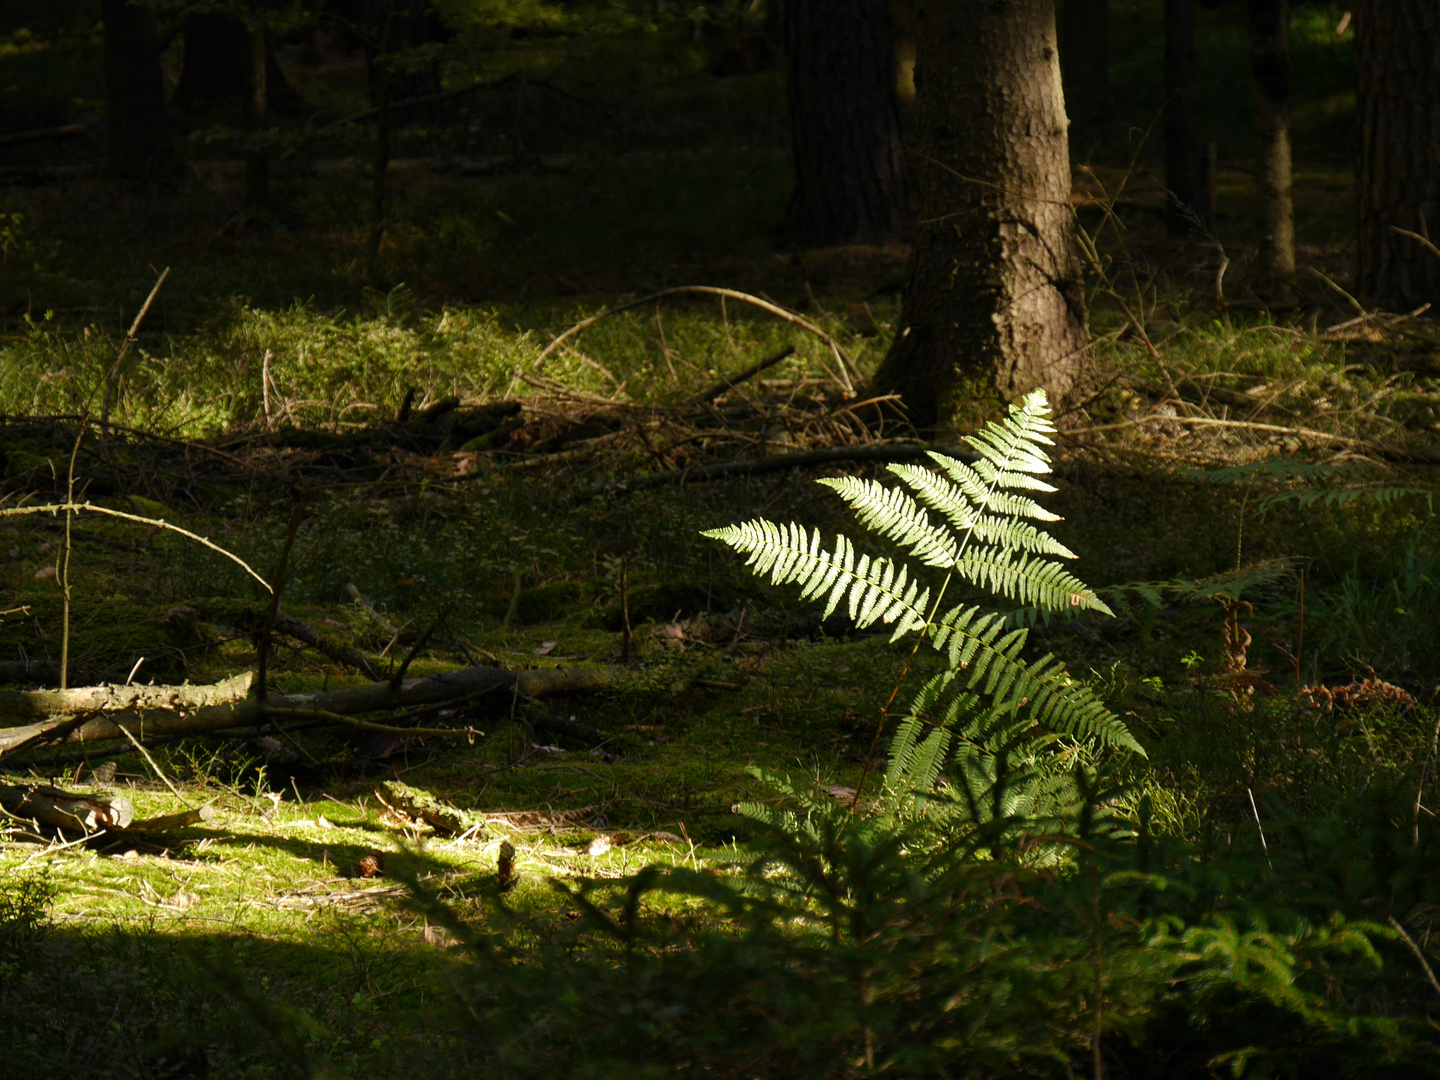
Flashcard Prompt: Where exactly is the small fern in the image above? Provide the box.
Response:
[704,389,1141,847]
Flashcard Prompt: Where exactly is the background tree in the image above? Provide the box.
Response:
[172,12,303,119]
[779,0,910,246]
[1247,0,1295,303]
[1356,0,1440,309]
[102,0,177,182]
[1163,0,1205,234]
[868,0,1086,432]
[1060,0,1109,131]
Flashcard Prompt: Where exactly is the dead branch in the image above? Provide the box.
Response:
[0,665,608,757]
[604,441,976,493]
[0,123,87,145]
[121,804,216,833]
[271,613,381,681]
[685,345,795,405]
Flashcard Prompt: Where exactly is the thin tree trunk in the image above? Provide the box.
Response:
[364,5,396,284]
[245,25,270,207]
[1060,0,1110,130]
[1164,0,1205,234]
[1248,0,1295,303]
[101,0,177,183]
[868,0,1087,433]
[780,0,910,246]
[172,14,303,116]
[1356,0,1440,310]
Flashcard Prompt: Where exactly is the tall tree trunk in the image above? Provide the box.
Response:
[172,14,303,117]
[1164,0,1205,234]
[363,0,444,115]
[1060,0,1109,130]
[868,0,1087,433]
[101,0,177,182]
[780,0,910,247]
[1248,0,1295,303]
[1356,0,1440,310]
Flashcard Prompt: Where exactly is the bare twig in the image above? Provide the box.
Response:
[0,502,272,592]
[263,706,480,741]
[102,267,170,427]
[685,345,795,406]
[526,286,859,393]
[391,602,455,690]
[1389,917,1440,1002]
[1392,225,1440,263]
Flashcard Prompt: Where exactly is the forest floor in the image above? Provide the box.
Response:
[4,7,1440,1074]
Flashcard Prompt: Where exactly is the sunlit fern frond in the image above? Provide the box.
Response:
[701,519,932,639]
[900,458,1063,528]
[704,388,1143,851]
[818,476,959,568]
[953,545,1114,615]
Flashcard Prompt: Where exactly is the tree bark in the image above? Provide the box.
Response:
[1248,0,1296,303]
[101,0,177,182]
[867,0,1087,433]
[1164,0,1205,234]
[1060,0,1110,130]
[1356,0,1440,310]
[780,0,911,246]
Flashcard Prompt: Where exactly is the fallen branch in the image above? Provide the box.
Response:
[685,345,795,406]
[0,502,272,592]
[599,442,976,494]
[0,123,87,145]
[271,613,381,681]
[121,804,216,833]
[0,783,134,832]
[0,665,608,757]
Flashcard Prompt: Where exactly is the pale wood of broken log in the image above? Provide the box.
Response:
[0,783,134,832]
[0,672,254,718]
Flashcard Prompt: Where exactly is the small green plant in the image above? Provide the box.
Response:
[704,389,1141,845]
[0,870,53,976]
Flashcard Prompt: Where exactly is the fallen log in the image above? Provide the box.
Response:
[0,665,608,757]
[0,783,134,832]
[0,672,254,719]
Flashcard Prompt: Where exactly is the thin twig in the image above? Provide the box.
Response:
[525,286,859,393]
[390,602,456,690]
[1392,225,1440,263]
[258,494,309,701]
[114,723,193,809]
[1389,917,1440,1002]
